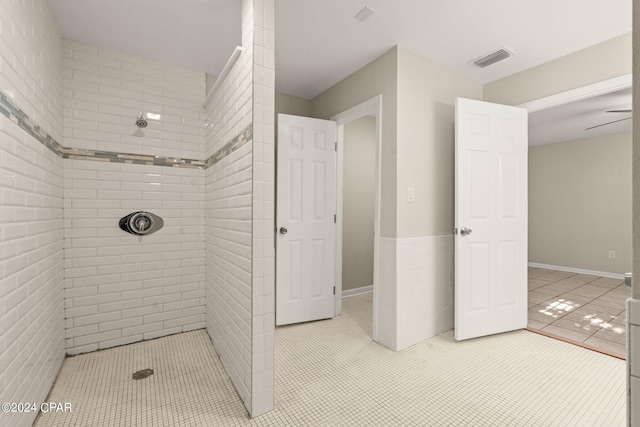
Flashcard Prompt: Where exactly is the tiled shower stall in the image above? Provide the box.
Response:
[0,0,275,425]
[62,39,208,355]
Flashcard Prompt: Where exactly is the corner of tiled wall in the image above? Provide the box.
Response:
[203,0,275,417]
[250,0,276,417]
[377,235,455,352]
[204,0,272,417]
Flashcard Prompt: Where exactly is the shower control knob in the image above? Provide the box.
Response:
[131,213,151,232]
[119,211,164,236]
[279,227,288,235]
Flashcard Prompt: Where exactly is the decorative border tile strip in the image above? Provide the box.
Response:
[205,124,253,168]
[0,91,64,157]
[0,89,252,170]
[60,147,206,169]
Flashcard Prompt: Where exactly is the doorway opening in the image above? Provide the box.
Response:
[274,96,382,340]
[332,96,382,341]
[518,74,632,357]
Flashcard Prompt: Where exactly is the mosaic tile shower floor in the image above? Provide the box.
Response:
[33,293,626,426]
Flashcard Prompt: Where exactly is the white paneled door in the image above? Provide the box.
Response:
[455,98,528,341]
[276,114,337,325]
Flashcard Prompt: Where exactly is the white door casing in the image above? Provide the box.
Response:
[331,95,382,341]
[276,114,337,326]
[455,98,528,341]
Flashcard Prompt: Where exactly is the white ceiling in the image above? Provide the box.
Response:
[529,88,632,146]
[275,0,632,99]
[47,0,241,77]
[47,0,632,144]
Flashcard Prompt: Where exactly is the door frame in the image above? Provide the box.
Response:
[330,95,382,341]
[517,74,631,112]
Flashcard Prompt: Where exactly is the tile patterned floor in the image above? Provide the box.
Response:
[527,267,630,356]
[33,292,626,426]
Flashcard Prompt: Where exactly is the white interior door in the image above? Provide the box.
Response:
[276,114,337,326]
[455,98,528,341]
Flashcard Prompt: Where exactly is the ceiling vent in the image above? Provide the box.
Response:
[354,6,375,22]
[470,47,514,68]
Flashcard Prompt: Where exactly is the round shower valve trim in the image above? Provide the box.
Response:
[119,211,164,236]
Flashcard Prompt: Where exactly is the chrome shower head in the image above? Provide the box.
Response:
[135,114,148,128]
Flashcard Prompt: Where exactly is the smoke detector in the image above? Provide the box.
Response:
[469,47,515,68]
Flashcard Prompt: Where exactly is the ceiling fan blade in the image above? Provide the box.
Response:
[585,116,632,131]
[606,109,632,113]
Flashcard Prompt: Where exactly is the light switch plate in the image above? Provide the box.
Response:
[408,187,415,203]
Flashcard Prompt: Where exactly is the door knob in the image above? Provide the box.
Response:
[279,227,288,235]
[460,227,472,236]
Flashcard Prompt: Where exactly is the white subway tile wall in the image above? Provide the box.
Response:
[396,235,454,350]
[0,0,63,143]
[62,39,206,160]
[0,1,65,427]
[204,23,252,160]
[61,39,207,355]
[0,2,65,427]
[250,0,275,416]
[377,236,454,351]
[0,117,65,427]
[63,160,205,355]
[204,142,253,410]
[204,0,257,415]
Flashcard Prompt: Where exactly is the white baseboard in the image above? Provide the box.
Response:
[528,262,625,280]
[342,285,373,298]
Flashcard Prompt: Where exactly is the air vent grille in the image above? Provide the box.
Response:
[471,47,513,68]
[354,6,375,22]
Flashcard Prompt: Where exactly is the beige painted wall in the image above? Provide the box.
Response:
[311,47,398,237]
[484,33,631,106]
[310,46,483,239]
[485,33,633,276]
[275,92,313,142]
[342,116,376,290]
[397,48,483,237]
[276,92,313,117]
[529,132,632,274]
